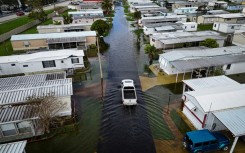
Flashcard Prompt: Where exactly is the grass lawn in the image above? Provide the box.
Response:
[170,109,192,135]
[0,7,63,35]
[197,24,213,31]
[0,40,13,56]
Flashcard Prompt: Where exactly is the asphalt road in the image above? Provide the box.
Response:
[0,0,70,23]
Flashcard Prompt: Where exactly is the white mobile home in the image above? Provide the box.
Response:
[158,46,245,75]
[182,84,245,131]
[0,50,85,76]
[174,7,198,14]
[140,15,187,26]
[129,2,160,13]
[182,22,197,31]
[150,31,224,49]
[0,74,73,116]
[0,141,27,153]
[68,9,104,24]
[213,22,242,33]
[143,23,184,36]
[37,23,92,34]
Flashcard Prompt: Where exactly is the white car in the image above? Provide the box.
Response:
[121,79,137,106]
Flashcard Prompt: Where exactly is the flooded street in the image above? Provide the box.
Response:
[97,6,156,153]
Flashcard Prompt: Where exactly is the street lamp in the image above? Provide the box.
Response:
[97,35,104,101]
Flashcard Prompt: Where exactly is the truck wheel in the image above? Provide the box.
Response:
[222,146,228,151]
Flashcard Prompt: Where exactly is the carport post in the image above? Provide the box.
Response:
[230,136,239,153]
[175,72,179,83]
[183,71,185,80]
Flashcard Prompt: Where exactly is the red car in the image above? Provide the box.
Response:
[16,11,25,16]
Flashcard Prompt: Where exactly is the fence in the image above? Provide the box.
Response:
[0,7,68,43]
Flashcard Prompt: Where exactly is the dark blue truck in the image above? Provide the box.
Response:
[183,129,230,153]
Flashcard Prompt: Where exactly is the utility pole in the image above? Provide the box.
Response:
[167,93,171,114]
[97,35,104,101]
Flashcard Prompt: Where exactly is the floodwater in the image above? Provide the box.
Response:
[97,6,156,153]
[26,5,184,153]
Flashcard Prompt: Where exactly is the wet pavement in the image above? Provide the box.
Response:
[97,6,156,153]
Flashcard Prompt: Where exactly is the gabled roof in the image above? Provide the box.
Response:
[0,141,27,153]
[183,75,240,91]
[0,50,84,63]
[184,84,245,112]
[0,78,73,106]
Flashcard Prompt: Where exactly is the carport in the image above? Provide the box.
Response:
[213,107,245,153]
[170,54,245,82]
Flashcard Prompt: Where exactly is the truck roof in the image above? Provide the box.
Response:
[186,129,216,144]
[122,79,134,87]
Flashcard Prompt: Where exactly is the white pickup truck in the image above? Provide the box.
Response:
[121,79,137,106]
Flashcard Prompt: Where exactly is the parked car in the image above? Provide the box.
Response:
[16,11,25,16]
[183,129,230,153]
[121,79,137,106]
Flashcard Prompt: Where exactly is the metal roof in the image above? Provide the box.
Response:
[0,78,72,91]
[141,15,186,21]
[37,23,92,30]
[11,31,96,41]
[0,141,27,153]
[0,79,73,106]
[68,9,103,14]
[0,73,66,87]
[213,107,245,137]
[0,104,38,123]
[160,35,224,44]
[0,50,84,63]
[159,46,245,61]
[155,26,176,31]
[183,75,240,91]
[152,31,221,41]
[144,22,183,28]
[170,54,245,71]
[184,84,245,112]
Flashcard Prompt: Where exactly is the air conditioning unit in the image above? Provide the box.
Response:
[67,68,74,76]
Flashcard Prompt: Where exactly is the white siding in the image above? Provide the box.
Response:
[223,62,245,75]
[0,57,84,75]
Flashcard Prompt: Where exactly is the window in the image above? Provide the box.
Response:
[71,58,79,64]
[23,65,28,67]
[226,64,231,70]
[211,140,217,144]
[214,24,216,27]
[231,26,234,29]
[226,18,231,21]
[42,60,56,68]
[1,124,17,136]
[61,60,64,63]
[17,121,32,134]
[203,141,209,146]
[191,26,195,28]
[11,64,16,66]
[23,41,30,47]
[152,39,155,42]
[195,143,202,147]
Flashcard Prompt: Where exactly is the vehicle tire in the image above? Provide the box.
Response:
[222,146,228,151]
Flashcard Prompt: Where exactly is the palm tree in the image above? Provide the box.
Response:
[144,44,157,65]
[102,0,113,15]
[133,11,141,29]
[62,14,72,24]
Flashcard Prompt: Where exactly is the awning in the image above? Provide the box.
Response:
[213,107,245,137]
